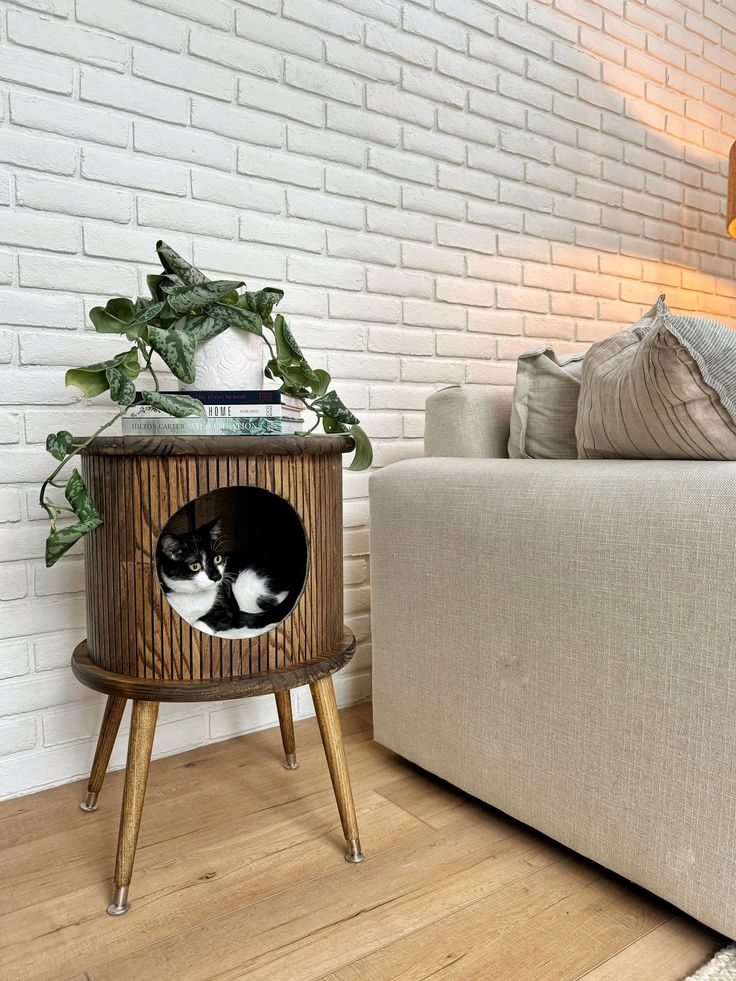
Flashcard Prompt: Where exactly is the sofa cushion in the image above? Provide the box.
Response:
[508,347,584,459]
[576,295,736,460]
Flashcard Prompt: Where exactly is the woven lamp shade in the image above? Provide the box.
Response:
[729,141,736,238]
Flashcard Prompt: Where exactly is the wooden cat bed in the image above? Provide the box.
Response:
[72,435,364,916]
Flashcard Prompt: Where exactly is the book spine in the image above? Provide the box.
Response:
[135,390,302,409]
[122,418,305,436]
[127,404,303,420]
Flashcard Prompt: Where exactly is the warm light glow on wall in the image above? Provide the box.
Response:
[729,141,736,239]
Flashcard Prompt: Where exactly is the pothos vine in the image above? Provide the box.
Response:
[40,240,372,568]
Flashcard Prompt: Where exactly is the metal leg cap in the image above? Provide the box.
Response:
[283,753,299,770]
[80,791,99,812]
[107,886,130,916]
[345,838,365,864]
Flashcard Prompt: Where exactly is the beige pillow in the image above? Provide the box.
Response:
[576,295,736,460]
[508,348,584,459]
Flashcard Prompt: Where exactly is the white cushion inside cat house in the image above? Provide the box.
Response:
[156,486,308,640]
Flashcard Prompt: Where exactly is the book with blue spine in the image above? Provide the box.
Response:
[132,389,303,408]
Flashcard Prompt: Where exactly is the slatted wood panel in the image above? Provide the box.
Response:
[81,436,350,681]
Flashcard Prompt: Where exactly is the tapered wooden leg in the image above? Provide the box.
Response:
[108,699,159,916]
[310,675,364,863]
[80,695,126,812]
[274,689,298,769]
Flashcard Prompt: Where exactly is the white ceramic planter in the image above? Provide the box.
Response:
[180,327,264,392]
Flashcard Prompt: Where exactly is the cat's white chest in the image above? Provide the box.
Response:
[164,585,218,623]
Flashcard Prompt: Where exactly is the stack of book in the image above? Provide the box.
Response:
[122,390,305,436]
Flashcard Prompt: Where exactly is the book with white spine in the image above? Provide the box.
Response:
[122,416,305,437]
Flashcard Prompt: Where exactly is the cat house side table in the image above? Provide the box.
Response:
[71,434,364,915]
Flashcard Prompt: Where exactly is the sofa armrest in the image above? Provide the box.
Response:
[424,385,513,458]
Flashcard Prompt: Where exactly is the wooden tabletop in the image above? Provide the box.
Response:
[77,434,355,457]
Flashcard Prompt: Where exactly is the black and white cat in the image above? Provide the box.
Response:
[157,517,300,638]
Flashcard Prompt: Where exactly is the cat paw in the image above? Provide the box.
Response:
[194,620,215,635]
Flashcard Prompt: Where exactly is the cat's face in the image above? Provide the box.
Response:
[157,518,226,594]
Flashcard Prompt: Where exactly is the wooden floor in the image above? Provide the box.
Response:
[0,702,723,981]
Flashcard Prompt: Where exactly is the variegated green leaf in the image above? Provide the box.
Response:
[65,468,102,527]
[45,470,103,566]
[106,366,136,406]
[140,391,206,418]
[129,300,165,325]
[46,430,74,461]
[182,314,220,344]
[148,325,197,384]
[311,390,360,425]
[156,240,208,286]
[45,524,88,567]
[163,280,244,314]
[208,302,263,335]
[239,287,284,323]
[322,414,348,434]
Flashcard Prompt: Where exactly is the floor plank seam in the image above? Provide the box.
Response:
[309,854,571,981]
[75,809,441,977]
[570,914,676,981]
[0,705,721,981]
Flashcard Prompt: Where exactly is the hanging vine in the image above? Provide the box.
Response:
[41,240,372,567]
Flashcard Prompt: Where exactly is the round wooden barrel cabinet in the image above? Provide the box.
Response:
[72,435,364,916]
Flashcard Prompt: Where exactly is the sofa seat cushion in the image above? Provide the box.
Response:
[576,295,736,460]
[508,347,584,459]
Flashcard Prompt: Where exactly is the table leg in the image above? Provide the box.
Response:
[80,694,127,812]
[310,675,365,864]
[274,689,298,769]
[107,699,159,916]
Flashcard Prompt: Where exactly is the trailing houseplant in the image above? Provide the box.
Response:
[40,240,372,568]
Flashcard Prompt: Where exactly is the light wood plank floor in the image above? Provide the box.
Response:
[0,702,724,981]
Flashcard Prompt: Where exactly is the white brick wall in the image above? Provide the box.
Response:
[1,0,735,799]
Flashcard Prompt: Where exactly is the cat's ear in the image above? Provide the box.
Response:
[205,517,222,541]
[159,533,181,558]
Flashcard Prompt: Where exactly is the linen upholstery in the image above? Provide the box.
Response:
[370,457,736,940]
[508,348,584,459]
[577,296,736,460]
[424,385,512,459]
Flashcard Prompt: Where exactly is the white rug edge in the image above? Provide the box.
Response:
[686,945,736,981]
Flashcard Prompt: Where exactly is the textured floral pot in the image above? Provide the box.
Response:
[179,327,263,392]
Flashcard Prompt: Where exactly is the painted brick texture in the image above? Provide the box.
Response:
[1,0,734,798]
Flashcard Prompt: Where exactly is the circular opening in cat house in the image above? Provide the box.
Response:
[156,487,308,640]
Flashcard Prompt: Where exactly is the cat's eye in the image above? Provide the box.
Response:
[214,555,223,564]
[189,562,202,571]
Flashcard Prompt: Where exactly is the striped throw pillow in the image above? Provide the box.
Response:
[576,295,736,460]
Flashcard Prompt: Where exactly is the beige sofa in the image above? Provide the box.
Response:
[370,385,736,940]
